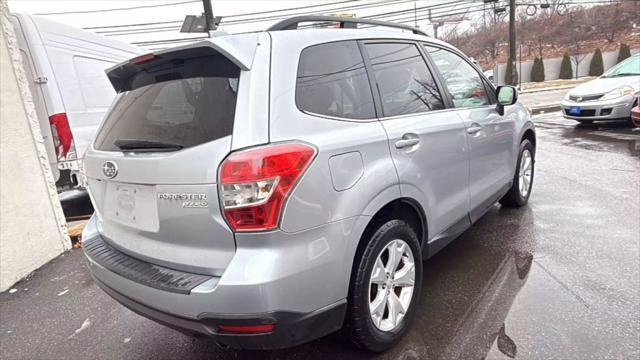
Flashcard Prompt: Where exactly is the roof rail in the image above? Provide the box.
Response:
[267,15,429,37]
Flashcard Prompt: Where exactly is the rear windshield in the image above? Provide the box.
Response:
[94,55,239,152]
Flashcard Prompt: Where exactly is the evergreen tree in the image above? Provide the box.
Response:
[531,57,545,82]
[617,43,631,63]
[589,48,604,76]
[559,53,573,80]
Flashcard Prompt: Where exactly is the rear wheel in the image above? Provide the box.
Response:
[344,219,422,352]
[500,139,535,207]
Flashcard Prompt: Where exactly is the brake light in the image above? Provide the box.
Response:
[129,53,157,65]
[218,324,274,334]
[48,113,76,161]
[219,143,316,232]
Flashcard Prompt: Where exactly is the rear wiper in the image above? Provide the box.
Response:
[114,139,183,152]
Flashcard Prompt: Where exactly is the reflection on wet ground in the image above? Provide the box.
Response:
[534,114,639,157]
[1,113,638,360]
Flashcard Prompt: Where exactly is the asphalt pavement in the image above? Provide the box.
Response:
[1,112,638,360]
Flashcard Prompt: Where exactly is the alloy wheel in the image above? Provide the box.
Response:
[368,239,415,332]
[519,149,533,198]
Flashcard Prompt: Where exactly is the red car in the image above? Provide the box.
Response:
[631,98,640,127]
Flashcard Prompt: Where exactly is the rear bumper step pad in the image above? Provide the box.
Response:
[83,234,213,294]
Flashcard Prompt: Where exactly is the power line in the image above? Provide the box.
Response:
[83,0,361,30]
[221,0,358,19]
[220,0,414,25]
[362,0,467,19]
[131,36,209,46]
[370,2,486,23]
[34,0,201,16]
[96,25,182,35]
[87,0,413,34]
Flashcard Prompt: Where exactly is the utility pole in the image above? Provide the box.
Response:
[428,9,442,39]
[507,0,518,85]
[202,0,214,36]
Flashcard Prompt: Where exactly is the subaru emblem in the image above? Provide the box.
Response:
[102,161,118,179]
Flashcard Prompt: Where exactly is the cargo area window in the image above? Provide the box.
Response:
[94,54,239,152]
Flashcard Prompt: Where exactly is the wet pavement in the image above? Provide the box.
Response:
[1,112,638,360]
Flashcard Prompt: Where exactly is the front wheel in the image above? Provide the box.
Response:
[500,139,535,207]
[343,219,422,352]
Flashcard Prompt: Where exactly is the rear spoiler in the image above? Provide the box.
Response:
[106,33,259,92]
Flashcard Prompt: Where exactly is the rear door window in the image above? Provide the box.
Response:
[364,42,445,117]
[94,56,238,152]
[296,40,375,120]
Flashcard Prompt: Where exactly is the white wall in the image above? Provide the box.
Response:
[0,0,70,292]
[494,47,639,85]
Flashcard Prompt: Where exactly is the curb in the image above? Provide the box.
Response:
[531,104,562,115]
[520,85,574,94]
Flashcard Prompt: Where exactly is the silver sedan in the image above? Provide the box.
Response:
[562,54,640,124]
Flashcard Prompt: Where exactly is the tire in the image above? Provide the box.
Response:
[343,219,423,352]
[500,139,535,207]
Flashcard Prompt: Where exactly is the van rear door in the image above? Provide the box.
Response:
[11,15,60,182]
[83,41,260,275]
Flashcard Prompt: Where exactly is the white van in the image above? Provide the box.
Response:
[11,13,141,190]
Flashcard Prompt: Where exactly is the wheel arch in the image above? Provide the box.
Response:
[522,128,536,151]
[356,197,428,265]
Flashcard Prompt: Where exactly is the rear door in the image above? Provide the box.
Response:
[83,47,247,275]
[362,41,470,238]
[423,45,514,221]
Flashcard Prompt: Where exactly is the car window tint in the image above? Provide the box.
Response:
[365,43,444,117]
[423,45,490,108]
[94,77,237,151]
[296,41,375,120]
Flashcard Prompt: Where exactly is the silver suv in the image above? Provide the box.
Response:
[82,16,536,352]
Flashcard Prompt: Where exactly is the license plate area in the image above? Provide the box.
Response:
[104,182,159,232]
[568,106,581,115]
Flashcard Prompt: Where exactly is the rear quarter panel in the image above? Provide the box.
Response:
[267,32,401,234]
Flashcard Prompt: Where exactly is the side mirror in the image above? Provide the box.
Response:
[496,86,518,115]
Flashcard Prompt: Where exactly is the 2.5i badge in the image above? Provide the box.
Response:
[157,193,208,208]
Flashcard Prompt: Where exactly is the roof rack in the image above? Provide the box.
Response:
[267,15,429,37]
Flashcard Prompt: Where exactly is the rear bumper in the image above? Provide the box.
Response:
[93,275,346,349]
[82,214,366,348]
[561,96,634,121]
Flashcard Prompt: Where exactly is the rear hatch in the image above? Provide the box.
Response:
[83,43,252,275]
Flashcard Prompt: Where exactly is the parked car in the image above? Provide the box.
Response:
[11,13,141,190]
[484,69,495,83]
[562,53,640,125]
[631,97,640,127]
[81,16,536,352]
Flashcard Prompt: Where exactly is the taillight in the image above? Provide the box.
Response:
[219,143,316,232]
[48,113,76,161]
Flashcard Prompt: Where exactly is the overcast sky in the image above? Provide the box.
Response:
[6,0,604,50]
[8,0,478,49]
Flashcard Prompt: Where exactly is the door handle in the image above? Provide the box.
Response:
[467,123,482,134]
[395,134,420,149]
